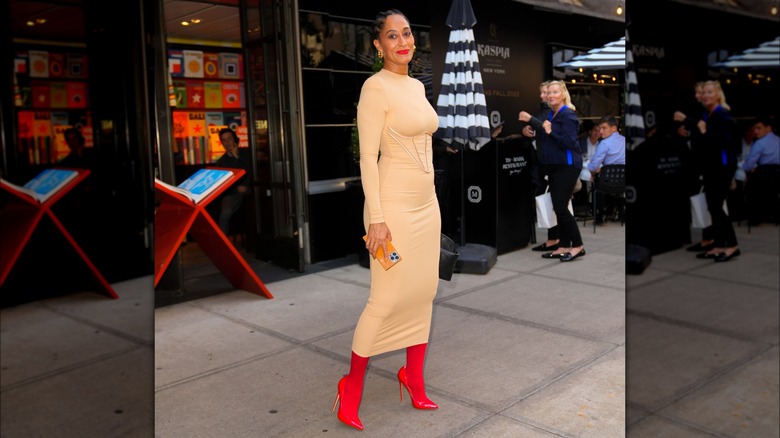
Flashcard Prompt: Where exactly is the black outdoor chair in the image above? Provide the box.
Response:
[590,164,626,233]
[745,164,780,233]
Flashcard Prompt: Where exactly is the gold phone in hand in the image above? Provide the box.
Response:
[363,235,402,270]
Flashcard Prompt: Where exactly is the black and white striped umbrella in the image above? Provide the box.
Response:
[435,0,491,151]
[625,30,645,151]
[556,37,626,70]
[711,37,780,68]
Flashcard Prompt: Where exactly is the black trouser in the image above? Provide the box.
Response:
[544,164,583,247]
[703,165,738,247]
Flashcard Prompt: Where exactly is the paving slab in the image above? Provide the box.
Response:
[626,263,675,286]
[192,275,371,342]
[502,346,625,437]
[628,274,779,341]
[154,347,485,438]
[658,346,779,438]
[0,305,139,387]
[377,306,613,410]
[626,314,765,412]
[456,414,562,437]
[443,276,625,343]
[154,303,293,388]
[693,251,779,290]
[37,275,155,343]
[627,415,716,437]
[0,347,152,438]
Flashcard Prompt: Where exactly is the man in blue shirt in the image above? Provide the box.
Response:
[587,115,626,174]
[588,115,626,224]
[742,117,779,171]
[742,116,779,226]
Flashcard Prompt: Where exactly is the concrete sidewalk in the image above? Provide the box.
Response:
[3,220,777,437]
[153,222,626,437]
[626,223,779,437]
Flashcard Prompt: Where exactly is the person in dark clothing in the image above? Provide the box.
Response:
[214,127,251,235]
[676,80,740,262]
[521,80,559,250]
[519,80,585,262]
[59,127,96,169]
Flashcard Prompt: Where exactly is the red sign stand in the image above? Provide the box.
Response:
[0,168,118,299]
[154,168,273,299]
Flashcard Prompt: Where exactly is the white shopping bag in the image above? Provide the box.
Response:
[690,189,729,229]
[535,191,557,228]
[690,192,711,228]
[535,189,574,229]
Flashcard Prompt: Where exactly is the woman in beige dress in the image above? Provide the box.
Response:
[331,9,440,431]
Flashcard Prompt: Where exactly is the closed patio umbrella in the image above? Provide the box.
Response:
[625,29,645,151]
[434,0,496,273]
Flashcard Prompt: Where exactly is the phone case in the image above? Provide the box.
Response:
[363,235,402,270]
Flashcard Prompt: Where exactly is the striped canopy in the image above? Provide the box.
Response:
[624,30,645,151]
[711,37,780,68]
[557,37,626,70]
[435,0,491,151]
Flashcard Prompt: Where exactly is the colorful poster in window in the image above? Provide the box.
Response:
[65,53,88,79]
[183,50,204,78]
[186,111,207,164]
[204,82,222,108]
[31,82,50,108]
[50,82,68,108]
[29,51,49,78]
[49,53,65,78]
[222,82,242,108]
[66,82,88,108]
[208,124,228,161]
[168,50,184,78]
[186,80,205,109]
[204,52,220,79]
[219,53,241,79]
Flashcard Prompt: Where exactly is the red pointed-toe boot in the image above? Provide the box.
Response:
[331,352,369,430]
[398,343,438,410]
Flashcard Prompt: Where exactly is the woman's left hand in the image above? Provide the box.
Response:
[365,222,392,260]
[542,120,552,134]
[697,120,706,134]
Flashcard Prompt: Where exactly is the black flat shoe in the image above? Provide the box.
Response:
[687,242,715,252]
[533,242,559,252]
[714,249,740,262]
[541,252,565,259]
[696,251,721,259]
[560,249,586,262]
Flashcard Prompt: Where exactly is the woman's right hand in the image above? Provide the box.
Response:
[365,222,392,260]
[522,125,535,138]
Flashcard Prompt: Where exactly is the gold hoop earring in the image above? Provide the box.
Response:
[378,51,383,58]
[413,45,417,50]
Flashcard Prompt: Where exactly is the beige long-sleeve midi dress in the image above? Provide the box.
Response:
[352,68,441,357]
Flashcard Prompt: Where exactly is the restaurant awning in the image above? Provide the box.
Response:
[556,37,626,70]
[711,37,780,68]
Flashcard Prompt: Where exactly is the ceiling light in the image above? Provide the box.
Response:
[35,18,46,24]
[26,20,34,26]
[616,2,623,15]
[771,5,778,15]
[181,21,190,26]
[190,18,201,24]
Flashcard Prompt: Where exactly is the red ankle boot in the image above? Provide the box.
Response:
[398,366,438,409]
[331,352,369,430]
[398,343,438,410]
[332,376,363,430]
